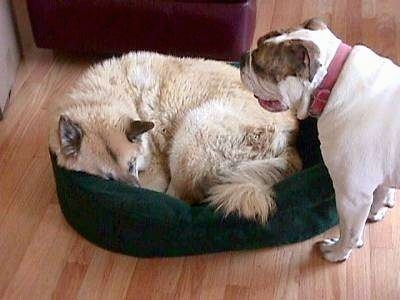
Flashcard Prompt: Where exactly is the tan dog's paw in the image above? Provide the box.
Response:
[318,238,352,262]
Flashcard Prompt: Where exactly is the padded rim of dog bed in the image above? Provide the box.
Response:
[50,118,338,257]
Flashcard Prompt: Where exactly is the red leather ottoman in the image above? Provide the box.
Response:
[27,0,256,60]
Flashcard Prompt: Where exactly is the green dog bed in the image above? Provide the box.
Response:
[50,118,338,257]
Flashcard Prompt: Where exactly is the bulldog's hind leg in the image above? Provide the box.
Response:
[319,186,373,262]
[368,186,396,222]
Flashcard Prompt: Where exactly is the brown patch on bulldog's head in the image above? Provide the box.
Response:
[257,18,327,47]
[251,39,321,83]
[257,30,283,47]
[257,27,299,48]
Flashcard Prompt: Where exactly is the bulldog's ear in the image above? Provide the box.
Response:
[257,30,282,47]
[59,115,83,158]
[302,18,327,30]
[286,40,321,82]
[126,120,154,142]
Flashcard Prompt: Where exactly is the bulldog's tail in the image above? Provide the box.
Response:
[206,148,301,224]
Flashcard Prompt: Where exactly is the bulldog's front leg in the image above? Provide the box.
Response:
[319,188,373,262]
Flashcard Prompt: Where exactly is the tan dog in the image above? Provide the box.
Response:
[49,52,301,223]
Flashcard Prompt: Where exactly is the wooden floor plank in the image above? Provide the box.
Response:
[52,238,96,300]
[76,250,138,300]
[2,205,76,300]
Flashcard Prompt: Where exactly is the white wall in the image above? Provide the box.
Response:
[0,0,20,119]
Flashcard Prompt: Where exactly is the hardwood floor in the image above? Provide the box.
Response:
[1,0,400,299]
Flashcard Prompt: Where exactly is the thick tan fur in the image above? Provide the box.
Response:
[49,52,301,223]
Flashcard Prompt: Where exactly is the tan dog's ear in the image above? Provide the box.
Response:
[126,120,154,142]
[302,18,327,30]
[285,39,321,82]
[59,115,83,158]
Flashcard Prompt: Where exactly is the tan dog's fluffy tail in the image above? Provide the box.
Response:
[206,148,301,224]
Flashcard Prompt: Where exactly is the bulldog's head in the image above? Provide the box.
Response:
[240,18,342,119]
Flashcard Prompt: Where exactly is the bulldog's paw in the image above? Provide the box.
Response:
[384,192,396,208]
[368,207,388,223]
[318,238,351,262]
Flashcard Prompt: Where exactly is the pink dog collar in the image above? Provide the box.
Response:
[309,43,352,117]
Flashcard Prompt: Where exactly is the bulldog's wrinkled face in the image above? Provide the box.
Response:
[240,18,328,115]
[56,115,154,187]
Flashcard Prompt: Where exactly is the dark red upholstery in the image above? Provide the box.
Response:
[27,0,256,60]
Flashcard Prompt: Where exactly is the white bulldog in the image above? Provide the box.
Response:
[240,18,399,262]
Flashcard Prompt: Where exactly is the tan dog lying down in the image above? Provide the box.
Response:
[49,52,301,223]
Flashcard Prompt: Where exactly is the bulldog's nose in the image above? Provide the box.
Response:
[240,52,249,68]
